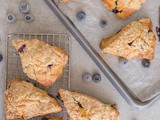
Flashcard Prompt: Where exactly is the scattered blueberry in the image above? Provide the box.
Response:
[82,73,92,83]
[118,57,129,68]
[100,20,107,28]
[92,73,101,83]
[0,54,3,62]
[19,2,31,14]
[142,59,150,68]
[76,11,86,21]
[24,14,34,23]
[18,44,26,53]
[6,13,16,23]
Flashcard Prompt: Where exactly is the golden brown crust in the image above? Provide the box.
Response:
[5,78,62,120]
[12,39,68,87]
[100,18,156,60]
[59,89,119,120]
[102,0,146,19]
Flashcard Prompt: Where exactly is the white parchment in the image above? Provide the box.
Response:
[57,0,160,102]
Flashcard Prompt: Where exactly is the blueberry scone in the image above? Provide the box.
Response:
[102,0,146,19]
[5,78,62,120]
[12,39,68,87]
[100,18,156,60]
[58,89,119,120]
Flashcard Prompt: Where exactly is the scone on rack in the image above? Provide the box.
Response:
[102,0,146,19]
[5,78,62,120]
[100,18,156,60]
[12,39,68,87]
[58,89,119,120]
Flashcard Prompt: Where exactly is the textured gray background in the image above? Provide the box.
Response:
[0,0,160,120]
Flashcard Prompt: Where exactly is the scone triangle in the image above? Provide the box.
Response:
[12,39,68,87]
[100,18,156,60]
[5,78,62,119]
[59,89,119,120]
[102,0,146,19]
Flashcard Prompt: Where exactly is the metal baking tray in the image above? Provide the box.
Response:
[44,0,160,109]
[5,33,71,120]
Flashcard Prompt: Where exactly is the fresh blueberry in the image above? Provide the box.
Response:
[100,20,107,28]
[142,59,150,68]
[19,2,31,14]
[6,13,16,23]
[92,73,101,83]
[82,73,92,83]
[24,14,34,23]
[76,11,86,21]
[0,54,3,62]
[118,57,129,68]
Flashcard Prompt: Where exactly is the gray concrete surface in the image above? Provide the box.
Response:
[0,0,160,120]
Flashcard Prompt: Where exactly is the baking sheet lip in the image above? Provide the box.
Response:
[44,0,160,110]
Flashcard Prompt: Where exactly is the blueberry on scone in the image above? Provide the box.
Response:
[12,39,68,87]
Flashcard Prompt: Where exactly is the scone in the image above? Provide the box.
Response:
[100,18,156,60]
[5,78,62,120]
[12,39,68,87]
[102,0,146,19]
[58,89,119,120]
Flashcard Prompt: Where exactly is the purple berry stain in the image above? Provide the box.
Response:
[18,44,26,53]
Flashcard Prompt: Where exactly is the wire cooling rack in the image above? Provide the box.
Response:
[5,33,71,120]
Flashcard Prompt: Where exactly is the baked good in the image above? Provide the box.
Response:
[100,18,156,60]
[48,117,62,120]
[60,0,69,3]
[12,39,68,87]
[5,78,62,119]
[102,0,146,19]
[58,89,119,120]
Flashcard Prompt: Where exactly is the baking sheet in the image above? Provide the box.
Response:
[56,0,160,102]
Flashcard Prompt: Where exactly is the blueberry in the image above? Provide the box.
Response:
[18,44,26,53]
[0,54,3,62]
[6,13,16,23]
[92,73,101,83]
[118,57,129,68]
[82,73,92,83]
[47,64,53,69]
[24,14,34,23]
[100,20,107,28]
[19,2,31,14]
[76,11,86,21]
[142,59,150,68]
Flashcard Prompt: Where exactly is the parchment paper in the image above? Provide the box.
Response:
[56,0,160,102]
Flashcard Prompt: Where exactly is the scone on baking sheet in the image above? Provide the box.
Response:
[58,89,119,120]
[100,18,156,60]
[12,39,68,87]
[5,78,62,120]
[102,0,146,19]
